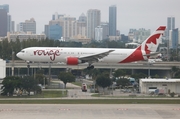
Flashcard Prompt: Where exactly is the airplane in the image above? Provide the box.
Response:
[16,26,166,69]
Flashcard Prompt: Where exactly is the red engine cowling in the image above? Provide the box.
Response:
[66,57,81,65]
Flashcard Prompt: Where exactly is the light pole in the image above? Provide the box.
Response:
[148,62,150,78]
[27,62,30,76]
[11,51,15,76]
[48,62,51,86]
[44,77,45,88]
[148,61,154,78]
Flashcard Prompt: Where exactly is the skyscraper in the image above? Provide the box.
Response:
[167,17,175,37]
[52,12,64,20]
[78,13,87,22]
[95,26,103,41]
[77,13,87,37]
[101,22,109,40]
[0,4,14,35]
[23,18,36,34]
[0,9,7,37]
[7,14,11,32]
[87,9,101,39]
[0,4,9,13]
[48,14,76,40]
[169,28,178,49]
[49,24,62,40]
[109,5,117,36]
[17,18,36,34]
[17,22,24,32]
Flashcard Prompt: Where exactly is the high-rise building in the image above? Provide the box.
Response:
[78,13,87,22]
[95,26,103,41]
[77,13,87,37]
[0,9,7,37]
[109,5,117,36]
[23,18,36,34]
[0,4,15,35]
[49,24,62,40]
[94,22,109,41]
[11,21,15,32]
[87,9,101,39]
[48,15,77,40]
[17,22,24,32]
[167,17,175,37]
[52,12,64,20]
[7,14,15,32]
[101,22,109,40]
[7,14,11,32]
[128,28,151,43]
[62,16,76,39]
[0,4,9,13]
[169,28,179,49]
[17,18,36,34]
[47,13,87,40]
[44,25,49,38]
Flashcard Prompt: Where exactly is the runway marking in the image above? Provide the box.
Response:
[0,109,13,112]
[117,108,128,111]
[59,108,70,111]
[173,108,180,111]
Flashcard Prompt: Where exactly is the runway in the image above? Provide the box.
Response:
[0,104,180,119]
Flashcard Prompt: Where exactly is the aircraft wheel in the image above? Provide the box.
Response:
[87,65,94,70]
[90,65,94,69]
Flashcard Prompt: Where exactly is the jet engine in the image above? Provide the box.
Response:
[66,57,81,65]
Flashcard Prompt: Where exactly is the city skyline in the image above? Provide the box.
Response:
[1,0,180,34]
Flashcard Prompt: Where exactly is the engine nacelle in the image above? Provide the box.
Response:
[66,57,81,65]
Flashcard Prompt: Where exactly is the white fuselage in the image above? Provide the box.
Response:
[16,47,144,64]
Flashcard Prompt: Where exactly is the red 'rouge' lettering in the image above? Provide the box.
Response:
[34,50,60,61]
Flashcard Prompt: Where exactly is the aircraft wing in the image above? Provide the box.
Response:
[79,50,114,63]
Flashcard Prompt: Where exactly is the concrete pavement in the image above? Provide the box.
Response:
[0,104,180,119]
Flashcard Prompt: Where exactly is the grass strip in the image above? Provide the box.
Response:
[0,99,180,104]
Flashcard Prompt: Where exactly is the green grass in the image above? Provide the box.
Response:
[91,94,180,98]
[0,99,180,104]
[0,90,180,104]
[71,82,82,87]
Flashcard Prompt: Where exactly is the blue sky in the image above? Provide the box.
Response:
[1,0,180,34]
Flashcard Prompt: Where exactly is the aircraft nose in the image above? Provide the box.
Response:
[16,52,21,58]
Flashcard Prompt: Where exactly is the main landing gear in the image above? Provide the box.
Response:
[87,65,94,70]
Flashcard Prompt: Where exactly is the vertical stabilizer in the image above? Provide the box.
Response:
[138,26,166,54]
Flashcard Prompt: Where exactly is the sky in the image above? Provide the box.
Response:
[1,0,180,35]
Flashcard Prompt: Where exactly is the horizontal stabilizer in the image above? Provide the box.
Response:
[143,52,160,56]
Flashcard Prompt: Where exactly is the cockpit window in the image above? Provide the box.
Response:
[21,50,25,53]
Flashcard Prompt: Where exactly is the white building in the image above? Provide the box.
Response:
[139,78,180,94]
[87,9,101,39]
[17,18,36,34]
[69,34,91,44]
[7,32,46,42]
[0,59,6,79]
[17,22,24,32]
[95,26,103,41]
